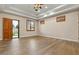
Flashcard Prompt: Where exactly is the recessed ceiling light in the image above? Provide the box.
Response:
[43,14,47,17]
[45,6,48,8]
[49,12,55,15]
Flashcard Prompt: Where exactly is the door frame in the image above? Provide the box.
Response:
[3,18,13,40]
[3,18,20,40]
[12,19,20,39]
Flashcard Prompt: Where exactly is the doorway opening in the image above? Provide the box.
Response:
[12,20,19,38]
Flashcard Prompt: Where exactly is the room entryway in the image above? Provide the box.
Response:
[3,18,19,40]
[12,20,19,39]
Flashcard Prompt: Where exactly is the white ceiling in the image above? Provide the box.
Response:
[0,4,79,19]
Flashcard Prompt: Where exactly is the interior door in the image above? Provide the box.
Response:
[3,18,12,41]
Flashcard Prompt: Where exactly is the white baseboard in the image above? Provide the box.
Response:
[20,35,39,38]
[39,35,79,43]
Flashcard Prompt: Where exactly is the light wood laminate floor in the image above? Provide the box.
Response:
[0,36,79,55]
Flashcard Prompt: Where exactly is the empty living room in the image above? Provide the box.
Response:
[0,4,79,55]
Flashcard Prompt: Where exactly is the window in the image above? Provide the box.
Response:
[26,20,35,31]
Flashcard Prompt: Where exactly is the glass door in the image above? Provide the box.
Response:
[12,20,19,38]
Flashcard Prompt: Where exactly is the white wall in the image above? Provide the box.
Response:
[0,17,3,40]
[78,11,79,40]
[0,13,38,40]
[39,11,79,42]
[0,11,78,42]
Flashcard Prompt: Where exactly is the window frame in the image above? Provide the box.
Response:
[26,20,35,31]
